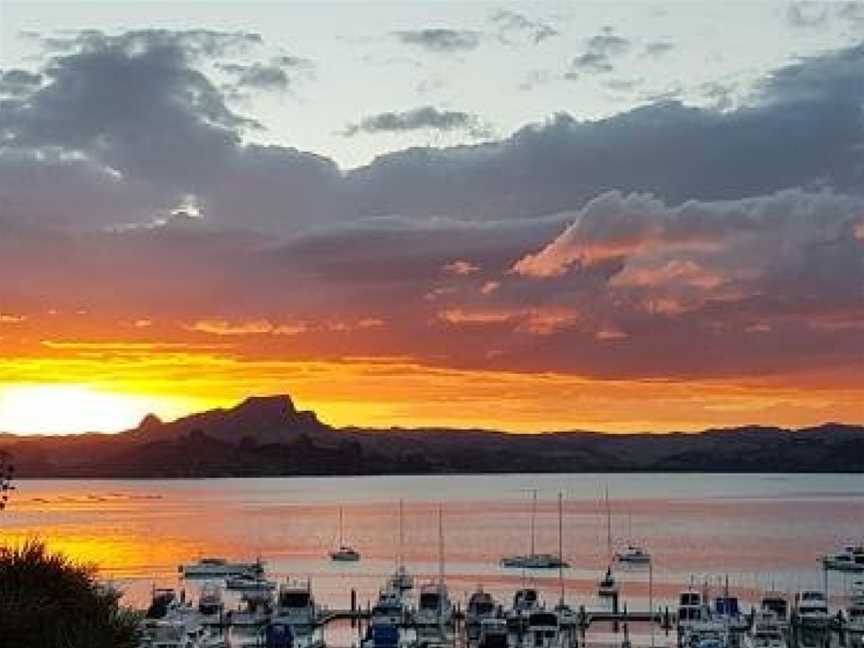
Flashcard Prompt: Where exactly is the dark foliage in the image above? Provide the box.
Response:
[0,541,141,648]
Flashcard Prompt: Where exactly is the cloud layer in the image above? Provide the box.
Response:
[1,28,863,429]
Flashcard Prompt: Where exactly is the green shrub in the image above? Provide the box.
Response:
[0,540,142,648]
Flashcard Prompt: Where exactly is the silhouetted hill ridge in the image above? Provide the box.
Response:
[0,395,861,476]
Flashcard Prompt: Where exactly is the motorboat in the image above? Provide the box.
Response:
[678,591,708,633]
[712,595,749,632]
[264,622,294,648]
[844,588,864,634]
[795,590,830,628]
[273,579,318,633]
[362,623,402,648]
[823,545,864,572]
[197,583,224,623]
[523,609,565,648]
[329,507,361,562]
[681,620,730,648]
[371,588,406,626]
[226,573,277,592]
[598,566,619,598]
[616,544,652,565]
[388,565,414,594]
[760,593,790,629]
[145,588,181,623]
[142,601,222,648]
[744,611,787,648]
[506,588,541,631]
[413,581,453,627]
[465,588,499,639]
[478,618,509,648]
[227,589,274,627]
[179,556,264,578]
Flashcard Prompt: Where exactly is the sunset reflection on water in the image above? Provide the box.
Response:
[2,474,863,611]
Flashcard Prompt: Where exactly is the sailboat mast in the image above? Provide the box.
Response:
[339,506,344,546]
[399,499,404,569]
[530,489,537,557]
[438,505,445,584]
[605,485,612,561]
[558,491,564,605]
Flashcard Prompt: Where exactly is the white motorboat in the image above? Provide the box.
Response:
[823,545,864,572]
[795,590,830,628]
[226,573,277,592]
[329,506,361,562]
[744,610,788,648]
[179,557,264,578]
[744,609,788,648]
[142,596,222,648]
[466,588,499,639]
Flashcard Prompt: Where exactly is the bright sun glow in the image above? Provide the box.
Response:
[0,385,159,434]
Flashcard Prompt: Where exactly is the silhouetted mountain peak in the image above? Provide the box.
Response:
[230,395,297,425]
[138,413,163,431]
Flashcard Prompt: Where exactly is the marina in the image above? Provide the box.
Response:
[3,474,862,648]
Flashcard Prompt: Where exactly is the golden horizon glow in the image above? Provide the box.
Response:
[0,344,862,434]
[0,384,194,435]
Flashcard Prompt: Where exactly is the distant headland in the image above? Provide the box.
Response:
[0,395,861,477]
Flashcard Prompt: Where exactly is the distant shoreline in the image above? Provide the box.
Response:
[2,395,862,477]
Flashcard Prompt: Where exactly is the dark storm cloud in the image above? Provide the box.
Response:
[392,29,481,53]
[347,43,864,221]
[491,10,559,45]
[4,28,864,240]
[0,69,42,96]
[566,27,630,77]
[342,106,493,138]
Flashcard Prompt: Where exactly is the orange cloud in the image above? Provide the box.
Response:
[188,319,307,336]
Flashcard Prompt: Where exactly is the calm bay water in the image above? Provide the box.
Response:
[2,473,862,617]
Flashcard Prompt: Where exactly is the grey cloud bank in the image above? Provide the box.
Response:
[0,28,862,380]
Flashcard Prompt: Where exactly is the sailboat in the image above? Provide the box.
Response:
[554,492,578,625]
[329,507,361,562]
[388,499,413,592]
[413,505,453,628]
[597,485,619,597]
[615,510,651,565]
[500,489,569,569]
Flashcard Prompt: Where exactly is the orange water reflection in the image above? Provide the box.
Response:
[3,475,863,610]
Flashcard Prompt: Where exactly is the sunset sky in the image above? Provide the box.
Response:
[0,1,862,434]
